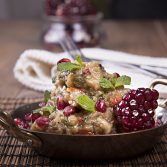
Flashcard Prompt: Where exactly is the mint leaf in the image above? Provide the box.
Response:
[75,55,83,65]
[41,106,56,116]
[115,75,131,88]
[100,78,115,90]
[110,76,117,85]
[77,95,95,112]
[44,90,51,103]
[57,62,81,72]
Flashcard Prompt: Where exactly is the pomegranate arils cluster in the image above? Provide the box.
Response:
[114,88,159,132]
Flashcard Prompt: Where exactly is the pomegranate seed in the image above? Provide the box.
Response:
[36,116,49,128]
[24,113,32,122]
[137,88,145,93]
[135,93,145,104]
[114,106,122,116]
[152,100,158,109]
[123,93,132,102]
[122,107,131,116]
[57,58,71,64]
[23,122,30,129]
[138,105,145,114]
[118,100,128,109]
[96,99,107,113]
[152,89,159,100]
[14,118,30,129]
[32,113,41,122]
[144,88,152,101]
[14,118,24,126]
[142,113,150,122]
[64,106,76,116]
[138,118,144,127]
[24,113,41,122]
[144,101,151,110]
[129,99,138,110]
[57,96,68,110]
[132,110,139,117]
[130,90,137,98]
[148,109,154,117]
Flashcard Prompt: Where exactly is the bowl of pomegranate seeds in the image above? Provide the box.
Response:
[42,0,103,49]
[0,57,167,160]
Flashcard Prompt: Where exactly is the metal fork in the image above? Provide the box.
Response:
[58,36,167,78]
[59,35,91,62]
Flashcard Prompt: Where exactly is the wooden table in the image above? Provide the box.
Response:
[0,20,167,98]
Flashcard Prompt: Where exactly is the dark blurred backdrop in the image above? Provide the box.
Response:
[0,0,167,20]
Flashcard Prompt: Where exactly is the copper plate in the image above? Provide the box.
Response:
[0,79,167,160]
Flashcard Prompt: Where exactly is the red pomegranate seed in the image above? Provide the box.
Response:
[36,116,49,128]
[64,106,76,116]
[152,89,159,100]
[144,101,151,110]
[14,118,30,129]
[123,94,132,102]
[24,113,32,122]
[129,99,138,110]
[144,88,153,101]
[57,58,71,64]
[119,100,128,109]
[32,113,41,122]
[135,93,145,104]
[24,113,41,122]
[14,118,23,126]
[23,122,30,129]
[152,100,158,109]
[57,96,68,110]
[96,99,107,113]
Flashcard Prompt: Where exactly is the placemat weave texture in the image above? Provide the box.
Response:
[0,97,167,167]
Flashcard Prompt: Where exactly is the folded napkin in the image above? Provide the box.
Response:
[14,48,167,94]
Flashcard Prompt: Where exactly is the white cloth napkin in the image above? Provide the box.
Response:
[14,48,167,94]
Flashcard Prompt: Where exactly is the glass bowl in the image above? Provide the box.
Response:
[41,13,103,50]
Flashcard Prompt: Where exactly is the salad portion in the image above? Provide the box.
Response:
[14,57,159,135]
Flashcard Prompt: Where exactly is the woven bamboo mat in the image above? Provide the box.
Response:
[0,97,167,167]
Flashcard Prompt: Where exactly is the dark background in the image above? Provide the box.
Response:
[109,0,167,19]
[0,0,167,19]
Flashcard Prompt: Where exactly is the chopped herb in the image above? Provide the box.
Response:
[57,62,81,72]
[41,106,56,116]
[75,55,83,65]
[77,95,95,112]
[110,76,117,85]
[115,75,131,88]
[100,78,115,90]
[44,90,51,103]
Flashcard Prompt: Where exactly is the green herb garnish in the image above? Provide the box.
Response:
[41,106,56,116]
[115,75,131,88]
[99,78,115,90]
[44,90,51,103]
[75,55,83,65]
[57,62,81,72]
[77,95,95,112]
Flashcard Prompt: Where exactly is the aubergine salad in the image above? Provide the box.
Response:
[14,57,160,135]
